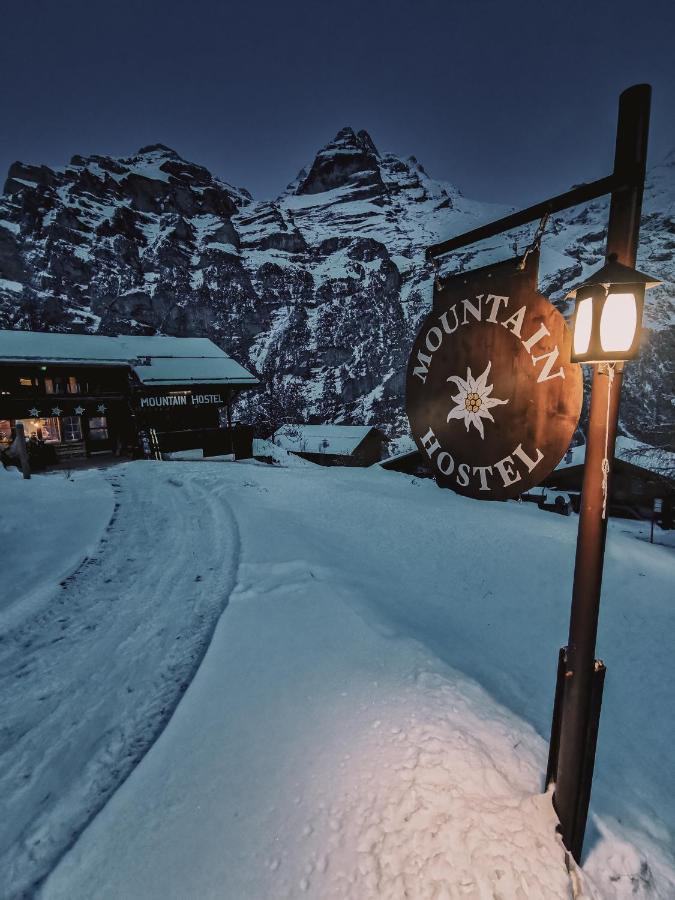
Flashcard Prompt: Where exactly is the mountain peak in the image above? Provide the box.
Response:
[356,129,378,156]
[295,127,382,196]
[329,127,379,157]
[136,143,181,158]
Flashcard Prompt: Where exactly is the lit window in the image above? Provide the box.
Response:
[19,377,33,387]
[67,376,80,394]
[45,378,54,394]
[39,417,61,443]
[17,416,61,443]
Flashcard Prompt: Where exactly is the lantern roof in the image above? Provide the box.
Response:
[566,255,661,298]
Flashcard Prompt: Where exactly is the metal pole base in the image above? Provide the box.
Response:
[545,647,567,790]
[546,649,606,862]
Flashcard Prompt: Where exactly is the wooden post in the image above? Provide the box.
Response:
[551,84,651,863]
[15,423,31,480]
[418,83,653,865]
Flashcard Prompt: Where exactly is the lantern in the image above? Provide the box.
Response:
[568,255,660,363]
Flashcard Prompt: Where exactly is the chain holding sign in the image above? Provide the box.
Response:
[406,250,582,500]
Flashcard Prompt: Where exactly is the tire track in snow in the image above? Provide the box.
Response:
[0,462,240,900]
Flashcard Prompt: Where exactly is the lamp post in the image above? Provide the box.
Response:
[422,83,661,863]
[547,84,660,862]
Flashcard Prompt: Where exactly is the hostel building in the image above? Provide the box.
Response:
[0,330,259,461]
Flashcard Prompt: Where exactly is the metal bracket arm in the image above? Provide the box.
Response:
[426,168,640,261]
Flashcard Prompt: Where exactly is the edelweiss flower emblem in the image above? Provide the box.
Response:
[447,361,509,440]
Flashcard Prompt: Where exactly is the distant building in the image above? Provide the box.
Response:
[378,434,674,522]
[0,330,259,464]
[542,436,675,520]
[273,424,388,467]
[377,435,439,478]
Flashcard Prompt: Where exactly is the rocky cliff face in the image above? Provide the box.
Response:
[0,131,672,442]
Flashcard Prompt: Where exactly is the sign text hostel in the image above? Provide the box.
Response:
[139,392,225,409]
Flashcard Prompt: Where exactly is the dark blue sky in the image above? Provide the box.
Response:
[2,0,674,205]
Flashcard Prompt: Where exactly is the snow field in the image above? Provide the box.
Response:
[39,462,675,899]
[41,494,574,899]
[0,466,114,632]
[0,463,240,898]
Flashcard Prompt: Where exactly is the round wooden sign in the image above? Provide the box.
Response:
[406,253,583,499]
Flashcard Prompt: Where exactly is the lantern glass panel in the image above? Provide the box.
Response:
[573,296,594,357]
[600,292,637,353]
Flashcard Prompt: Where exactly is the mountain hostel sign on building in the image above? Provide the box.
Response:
[0,330,259,461]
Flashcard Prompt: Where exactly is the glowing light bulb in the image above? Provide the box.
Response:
[573,296,593,357]
[600,292,637,353]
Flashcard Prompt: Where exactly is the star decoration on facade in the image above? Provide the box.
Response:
[51,406,62,416]
[97,404,107,413]
[446,361,509,440]
[74,405,85,415]
[28,407,40,417]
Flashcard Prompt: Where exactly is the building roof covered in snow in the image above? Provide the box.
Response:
[556,436,674,480]
[273,424,380,456]
[131,356,257,386]
[0,330,258,386]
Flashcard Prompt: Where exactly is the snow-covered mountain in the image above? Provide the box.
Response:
[0,130,672,441]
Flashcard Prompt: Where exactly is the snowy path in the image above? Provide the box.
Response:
[5,460,671,899]
[0,463,239,898]
[41,464,585,899]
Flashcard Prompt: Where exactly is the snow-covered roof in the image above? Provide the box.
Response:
[274,424,378,456]
[0,330,258,386]
[556,436,674,480]
[377,448,420,468]
[132,357,257,386]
